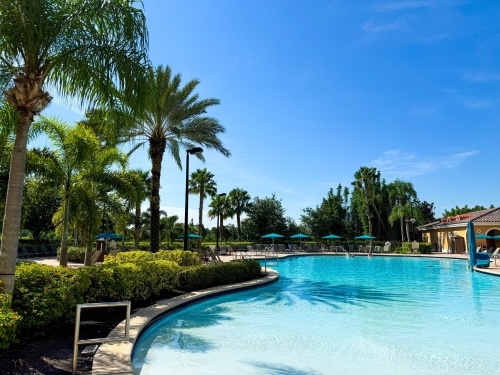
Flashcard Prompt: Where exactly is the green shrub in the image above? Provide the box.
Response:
[83,260,181,303]
[155,250,202,267]
[0,291,21,349]
[57,246,86,263]
[13,263,89,336]
[103,250,155,265]
[178,260,262,292]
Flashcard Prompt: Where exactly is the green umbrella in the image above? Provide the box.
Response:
[290,233,310,249]
[323,234,342,240]
[355,234,376,255]
[177,233,203,239]
[355,234,376,240]
[261,232,285,247]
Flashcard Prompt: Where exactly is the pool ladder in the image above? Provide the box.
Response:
[336,246,353,257]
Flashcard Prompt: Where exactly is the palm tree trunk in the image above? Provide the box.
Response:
[198,194,204,248]
[237,213,241,242]
[0,112,31,296]
[149,140,165,253]
[400,217,405,242]
[59,188,71,267]
[134,202,141,247]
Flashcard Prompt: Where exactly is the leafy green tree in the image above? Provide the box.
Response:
[301,185,347,241]
[227,188,251,242]
[188,168,217,237]
[418,201,436,224]
[241,194,287,241]
[442,205,491,217]
[21,177,61,242]
[352,167,380,236]
[0,0,148,295]
[124,65,230,252]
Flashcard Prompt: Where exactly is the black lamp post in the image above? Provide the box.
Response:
[184,147,203,251]
[216,193,227,252]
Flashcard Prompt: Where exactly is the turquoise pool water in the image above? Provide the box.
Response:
[132,256,500,375]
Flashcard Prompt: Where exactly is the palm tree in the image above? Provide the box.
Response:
[125,65,230,252]
[208,195,230,244]
[388,180,418,242]
[188,168,217,238]
[71,141,128,265]
[115,169,150,248]
[28,118,99,266]
[0,0,148,296]
[227,188,251,242]
[160,214,179,246]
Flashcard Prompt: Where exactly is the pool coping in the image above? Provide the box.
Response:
[90,253,499,374]
[91,268,279,375]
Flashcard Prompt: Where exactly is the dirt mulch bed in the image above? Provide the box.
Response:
[0,317,122,375]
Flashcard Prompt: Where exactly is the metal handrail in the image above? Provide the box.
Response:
[72,301,131,375]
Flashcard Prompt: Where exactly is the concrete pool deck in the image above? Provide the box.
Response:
[30,252,499,373]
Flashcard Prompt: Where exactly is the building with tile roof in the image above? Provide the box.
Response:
[418,207,500,254]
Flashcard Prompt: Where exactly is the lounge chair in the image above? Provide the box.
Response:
[219,245,229,255]
[411,241,419,254]
[475,252,490,268]
[208,248,222,263]
[492,248,500,266]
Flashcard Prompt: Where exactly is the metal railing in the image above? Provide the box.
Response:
[72,301,131,375]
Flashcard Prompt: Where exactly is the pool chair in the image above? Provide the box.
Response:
[492,248,500,266]
[475,252,490,268]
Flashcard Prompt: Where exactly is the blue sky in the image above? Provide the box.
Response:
[42,0,500,227]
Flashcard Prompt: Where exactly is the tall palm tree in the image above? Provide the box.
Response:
[208,195,230,244]
[227,188,251,242]
[28,118,97,266]
[72,141,128,265]
[387,179,418,242]
[160,214,179,246]
[188,168,217,238]
[126,65,230,252]
[114,169,150,247]
[0,0,148,296]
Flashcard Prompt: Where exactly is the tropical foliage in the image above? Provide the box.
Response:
[122,65,230,252]
[0,0,149,296]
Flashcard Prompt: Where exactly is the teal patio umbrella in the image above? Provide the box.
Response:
[323,234,342,249]
[290,233,310,248]
[355,234,376,254]
[355,234,376,240]
[323,234,342,240]
[177,233,203,239]
[96,232,123,240]
[467,221,476,268]
[261,233,285,247]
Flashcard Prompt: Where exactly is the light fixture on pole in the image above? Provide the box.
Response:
[216,193,227,252]
[184,147,203,251]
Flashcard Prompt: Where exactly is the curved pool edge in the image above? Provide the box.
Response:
[91,268,279,375]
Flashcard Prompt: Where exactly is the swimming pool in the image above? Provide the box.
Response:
[132,256,500,375]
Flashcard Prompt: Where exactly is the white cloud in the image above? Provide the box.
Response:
[375,0,434,12]
[361,21,402,33]
[462,71,500,83]
[462,98,493,109]
[370,149,478,179]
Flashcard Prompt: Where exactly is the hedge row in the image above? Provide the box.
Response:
[5,250,263,346]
